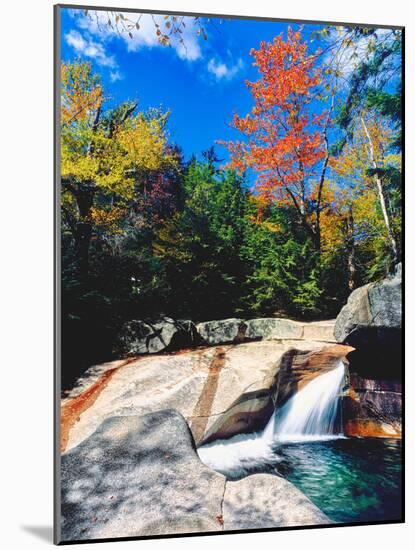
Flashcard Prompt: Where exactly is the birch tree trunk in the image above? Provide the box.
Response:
[346,205,356,291]
[360,116,398,264]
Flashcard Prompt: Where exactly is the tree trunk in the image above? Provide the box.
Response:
[346,205,356,291]
[360,116,398,265]
[314,92,334,255]
[299,179,306,216]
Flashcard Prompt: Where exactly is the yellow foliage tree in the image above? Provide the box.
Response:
[323,114,400,284]
[60,61,177,276]
[61,61,103,126]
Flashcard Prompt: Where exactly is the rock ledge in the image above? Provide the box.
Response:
[60,410,330,542]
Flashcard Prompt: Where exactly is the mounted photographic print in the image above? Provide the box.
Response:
[54,4,404,544]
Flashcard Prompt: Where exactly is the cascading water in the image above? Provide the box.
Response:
[264,362,345,442]
[198,361,345,478]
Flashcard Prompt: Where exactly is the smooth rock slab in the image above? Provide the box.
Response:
[59,410,330,542]
[60,410,225,542]
[63,340,341,451]
[223,474,331,530]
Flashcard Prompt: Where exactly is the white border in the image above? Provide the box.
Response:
[2,1,413,548]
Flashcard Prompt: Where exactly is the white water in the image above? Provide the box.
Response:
[197,431,283,478]
[198,362,345,478]
[265,362,345,442]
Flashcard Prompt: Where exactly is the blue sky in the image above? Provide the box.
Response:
[60,8,401,169]
[60,8,327,161]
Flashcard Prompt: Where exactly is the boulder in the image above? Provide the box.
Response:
[196,318,247,345]
[245,318,303,340]
[334,265,402,345]
[116,317,199,355]
[115,316,336,356]
[59,410,330,542]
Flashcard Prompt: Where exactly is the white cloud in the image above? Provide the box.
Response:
[65,29,117,68]
[73,10,202,62]
[207,57,244,81]
[109,70,123,82]
[65,29,85,51]
[125,15,202,61]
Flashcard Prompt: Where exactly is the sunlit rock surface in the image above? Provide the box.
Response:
[62,338,348,452]
[60,410,330,542]
[334,264,401,349]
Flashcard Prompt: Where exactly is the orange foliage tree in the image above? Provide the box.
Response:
[222,28,333,251]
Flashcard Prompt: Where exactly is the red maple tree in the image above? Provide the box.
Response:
[223,28,332,250]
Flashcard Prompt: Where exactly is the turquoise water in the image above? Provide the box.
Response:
[273,438,402,524]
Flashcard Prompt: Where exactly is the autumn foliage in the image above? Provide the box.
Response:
[224,29,328,228]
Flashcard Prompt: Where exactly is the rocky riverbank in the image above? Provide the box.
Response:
[60,267,402,539]
[60,319,342,539]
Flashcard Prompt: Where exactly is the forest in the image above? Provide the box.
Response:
[60,23,402,381]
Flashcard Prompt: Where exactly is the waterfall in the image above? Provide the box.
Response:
[198,362,345,478]
[265,361,345,442]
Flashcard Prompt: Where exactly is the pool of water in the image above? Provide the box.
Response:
[271,438,402,524]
